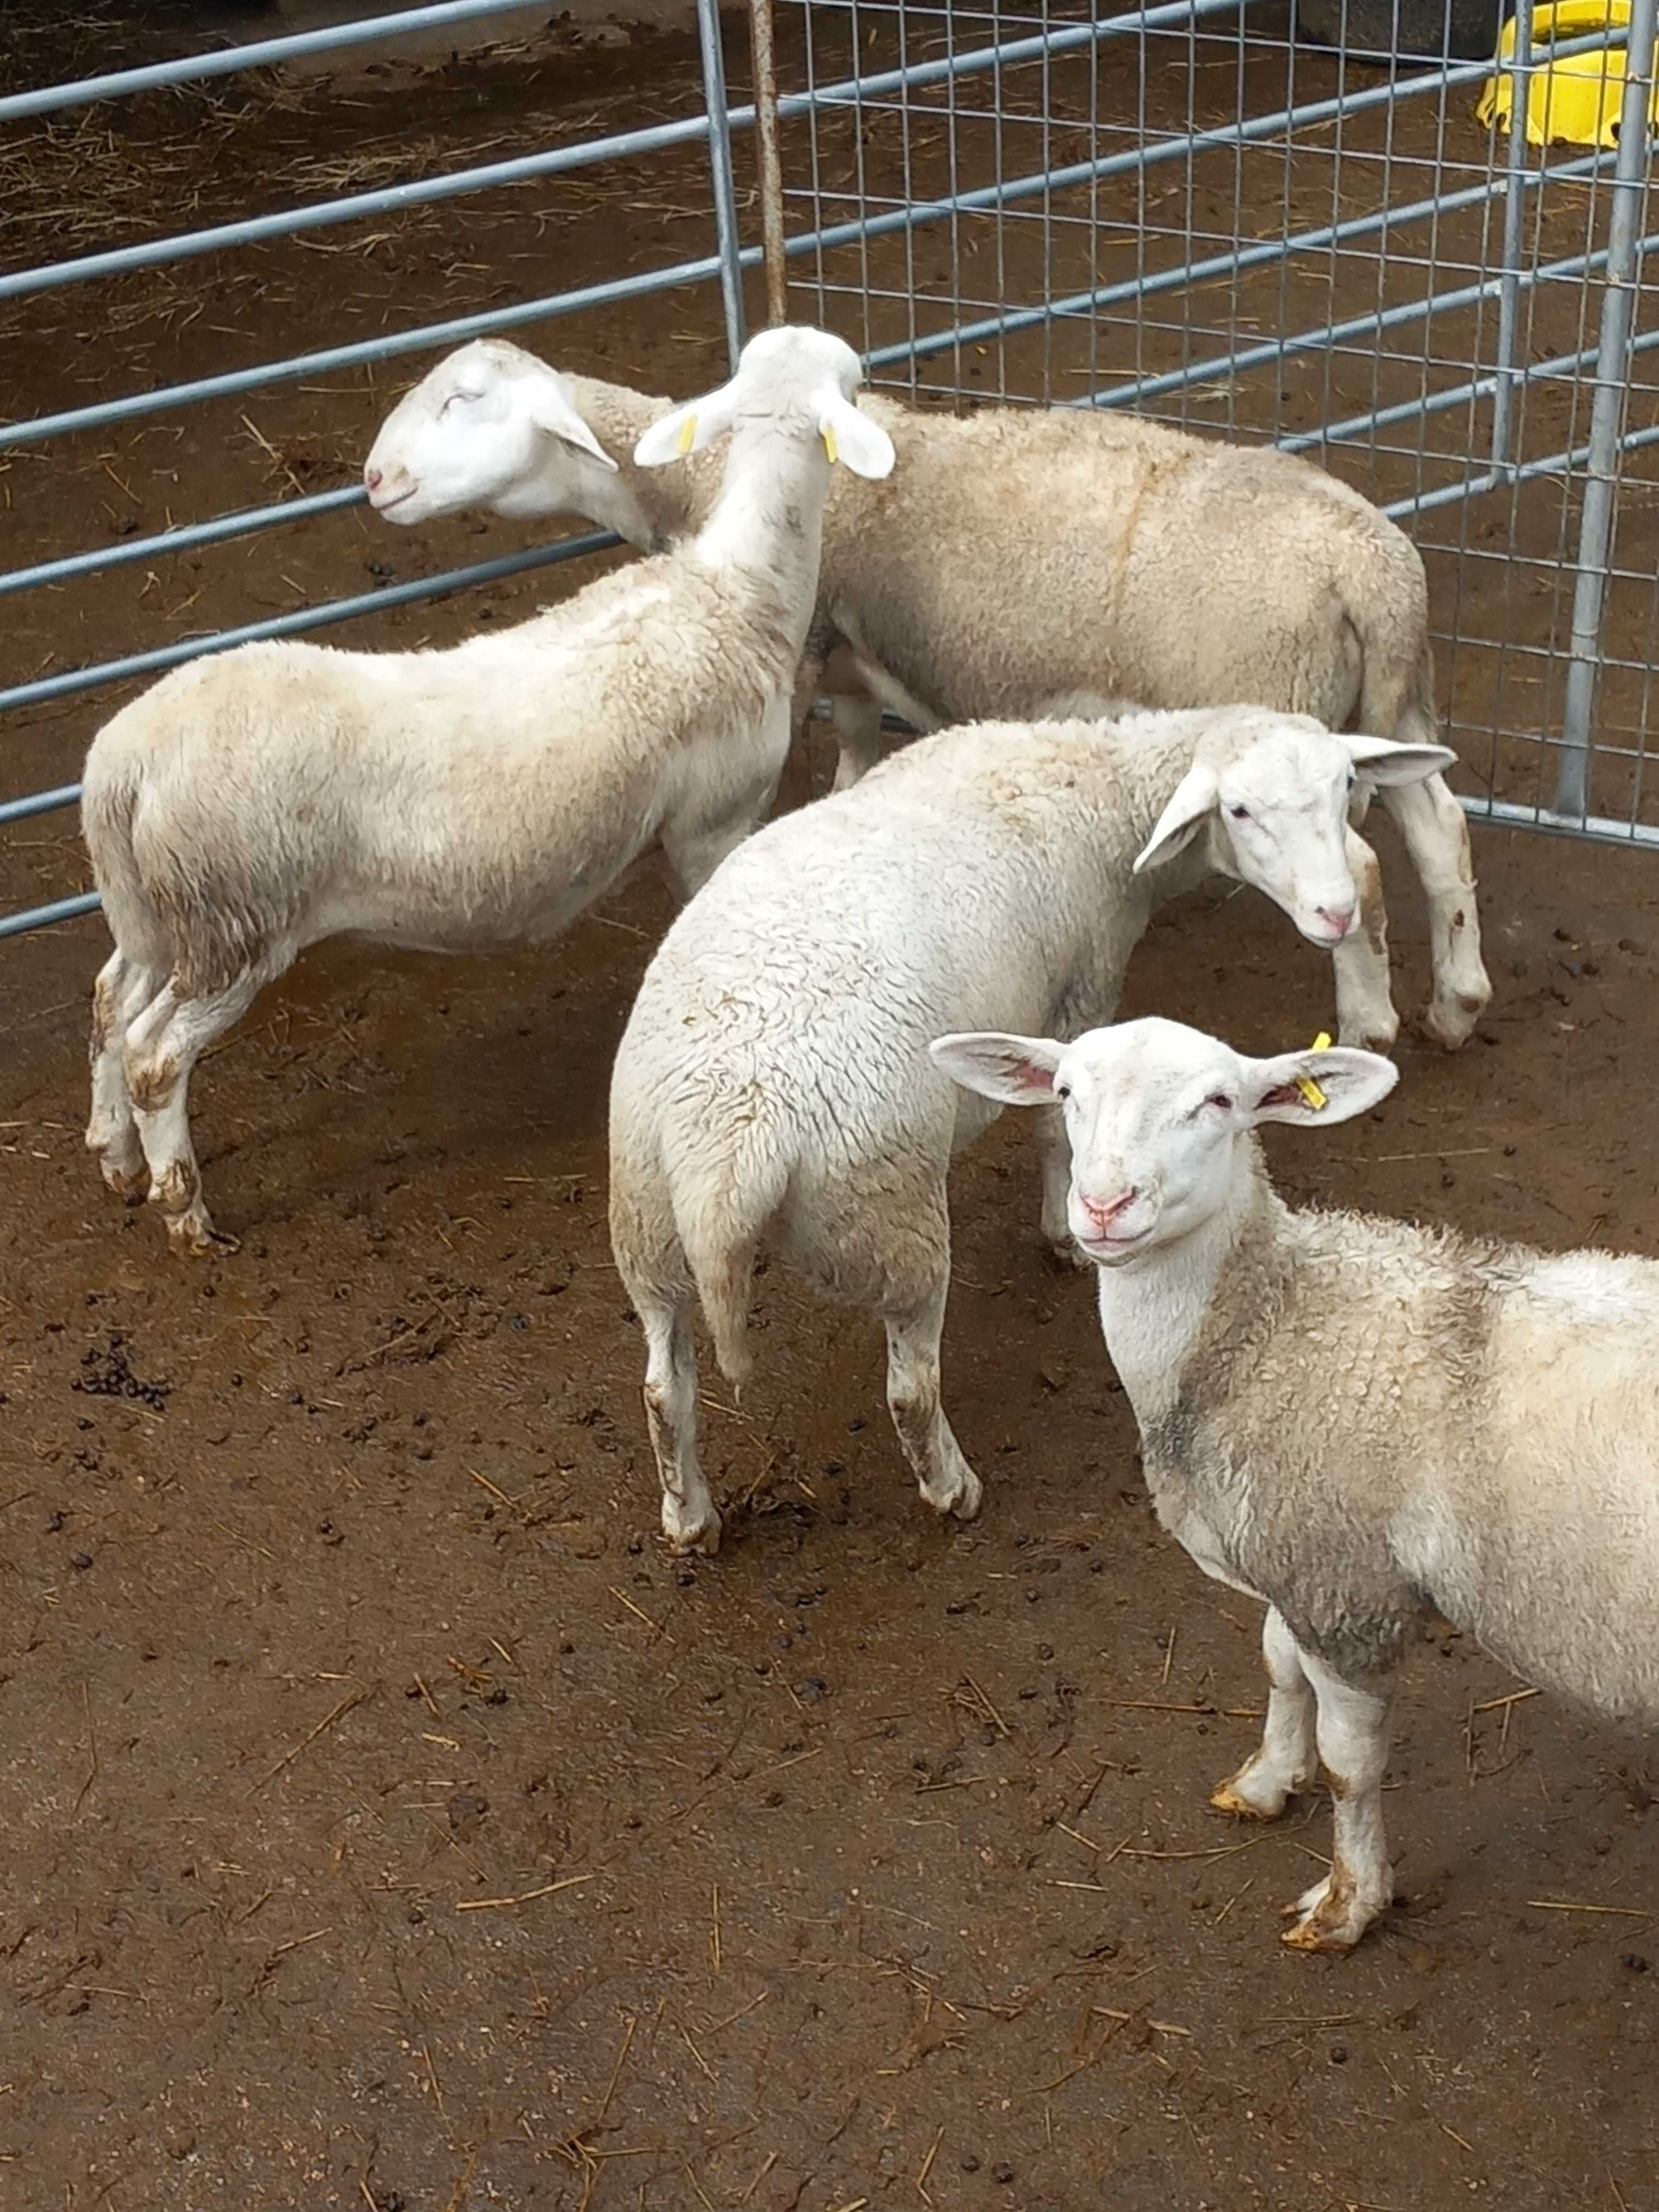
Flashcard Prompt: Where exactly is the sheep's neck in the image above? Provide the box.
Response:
[690,413,833,645]
[1091,1156,1270,1428]
[561,377,715,551]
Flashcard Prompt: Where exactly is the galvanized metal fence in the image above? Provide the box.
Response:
[4,0,1658,944]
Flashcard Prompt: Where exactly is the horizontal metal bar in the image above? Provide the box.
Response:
[0,783,83,825]
[0,113,718,306]
[1086,193,1659,416]
[0,486,365,601]
[0,250,728,455]
[1381,416,1659,522]
[1461,795,1659,852]
[0,891,101,940]
[0,0,550,124]
[0,530,620,716]
[874,142,1620,380]
[9,797,1657,950]
[1288,321,1659,460]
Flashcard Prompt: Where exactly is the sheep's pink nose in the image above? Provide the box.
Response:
[1315,903,1356,939]
[1078,1187,1139,1234]
[364,465,383,493]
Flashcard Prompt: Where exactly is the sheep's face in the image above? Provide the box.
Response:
[1134,714,1454,952]
[929,1018,1398,1265]
[363,340,616,525]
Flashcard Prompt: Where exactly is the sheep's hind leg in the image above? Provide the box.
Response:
[883,1272,982,1526]
[1212,1606,1316,1819]
[86,950,164,1198]
[124,964,274,1257]
[639,1291,721,1557]
[829,691,888,792]
[1379,773,1490,1049]
[1281,1650,1396,1953]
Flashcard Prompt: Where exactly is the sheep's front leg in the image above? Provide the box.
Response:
[883,1274,981,1526]
[1379,773,1490,1050]
[124,968,269,1256]
[638,1293,720,1557]
[86,950,164,1198]
[1281,1649,1396,1954]
[1329,828,1398,1053]
[1212,1606,1316,1818]
[663,704,790,899]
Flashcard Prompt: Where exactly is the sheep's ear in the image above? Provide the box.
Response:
[1242,1045,1398,1128]
[1342,732,1456,786]
[633,377,742,468]
[1134,761,1218,874]
[929,1031,1064,1105]
[522,372,618,472]
[815,389,896,479]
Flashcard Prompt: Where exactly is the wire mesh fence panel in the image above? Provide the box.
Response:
[0,0,750,938]
[775,0,1659,846]
[6,0,1659,948]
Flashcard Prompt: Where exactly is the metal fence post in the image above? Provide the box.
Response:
[1556,0,1658,818]
[696,0,749,368]
[1489,0,1535,474]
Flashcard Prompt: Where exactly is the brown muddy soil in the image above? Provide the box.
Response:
[2,9,1658,2210]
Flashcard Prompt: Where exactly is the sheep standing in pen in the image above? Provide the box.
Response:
[608,702,1451,1557]
[364,335,1490,1053]
[931,1012,1659,1953]
[80,326,895,1257]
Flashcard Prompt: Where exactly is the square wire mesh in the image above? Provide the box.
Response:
[775,0,1659,841]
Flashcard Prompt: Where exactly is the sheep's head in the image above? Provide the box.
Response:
[362,338,617,526]
[1132,708,1454,950]
[633,325,896,479]
[930,1017,1397,1265]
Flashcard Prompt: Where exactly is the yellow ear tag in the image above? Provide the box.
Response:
[676,413,697,456]
[1294,1032,1333,1112]
[821,422,839,465]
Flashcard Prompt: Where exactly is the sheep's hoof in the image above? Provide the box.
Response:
[1209,1769,1293,1822]
[1279,1871,1381,1954]
[922,1464,982,1524]
[1041,1233,1092,1275]
[1420,992,1486,1052]
[1335,1020,1399,1056]
[167,1218,239,1259]
[661,1503,722,1558]
[100,1162,150,1203]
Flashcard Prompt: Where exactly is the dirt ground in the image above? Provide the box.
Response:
[3,10,1658,2210]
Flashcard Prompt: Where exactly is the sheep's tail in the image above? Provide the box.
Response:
[80,741,170,969]
[670,1118,790,1395]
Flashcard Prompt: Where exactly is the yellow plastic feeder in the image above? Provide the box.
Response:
[1476,0,1658,147]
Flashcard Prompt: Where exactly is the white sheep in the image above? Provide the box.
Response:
[932,1012,1659,1953]
[364,335,1491,1053]
[608,702,1451,1556]
[80,326,895,1256]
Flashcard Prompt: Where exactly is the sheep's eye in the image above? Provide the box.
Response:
[443,389,482,413]
[1229,804,1251,822]
[1205,1092,1234,1113]
[1055,1082,1072,1102]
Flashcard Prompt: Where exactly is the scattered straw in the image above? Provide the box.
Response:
[1527,1898,1651,1918]
[241,1684,368,1801]
[456,1873,593,1913]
